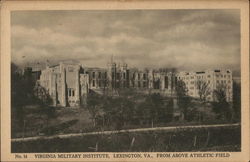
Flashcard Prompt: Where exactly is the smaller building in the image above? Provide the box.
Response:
[177,69,233,102]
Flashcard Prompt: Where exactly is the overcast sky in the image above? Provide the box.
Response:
[11,9,240,74]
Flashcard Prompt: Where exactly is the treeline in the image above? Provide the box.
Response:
[85,90,174,130]
[11,63,55,137]
[85,80,241,130]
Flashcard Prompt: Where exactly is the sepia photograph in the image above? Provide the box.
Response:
[10,9,242,153]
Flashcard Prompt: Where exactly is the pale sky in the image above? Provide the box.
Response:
[11,10,240,75]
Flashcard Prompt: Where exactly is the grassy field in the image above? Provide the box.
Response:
[11,104,229,138]
[11,106,94,138]
[12,125,240,152]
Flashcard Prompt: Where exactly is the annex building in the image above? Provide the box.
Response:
[36,61,233,107]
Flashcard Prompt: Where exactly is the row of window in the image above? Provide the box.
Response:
[91,72,107,79]
[131,81,147,88]
[180,74,231,80]
[181,75,210,80]
[217,80,231,84]
[112,72,127,80]
[132,73,147,80]
[188,85,231,91]
[216,74,231,78]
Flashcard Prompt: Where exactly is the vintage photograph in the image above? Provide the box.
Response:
[10,9,241,153]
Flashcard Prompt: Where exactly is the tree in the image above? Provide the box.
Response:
[143,93,165,127]
[86,93,103,127]
[195,79,211,122]
[136,101,152,125]
[11,63,36,107]
[212,83,232,121]
[165,98,174,122]
[232,81,241,122]
[11,63,36,137]
[176,80,191,120]
[33,82,53,106]
[196,80,210,102]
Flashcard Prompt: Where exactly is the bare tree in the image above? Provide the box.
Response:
[196,80,210,103]
[195,80,210,123]
[86,93,103,127]
[176,80,191,120]
[212,83,232,121]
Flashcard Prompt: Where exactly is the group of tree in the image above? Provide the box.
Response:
[85,89,174,130]
[85,77,241,130]
[176,78,240,123]
[11,63,55,137]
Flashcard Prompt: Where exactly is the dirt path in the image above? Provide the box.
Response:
[11,123,240,142]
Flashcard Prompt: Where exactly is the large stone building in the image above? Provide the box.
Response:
[36,61,233,107]
[177,69,233,102]
[38,62,89,107]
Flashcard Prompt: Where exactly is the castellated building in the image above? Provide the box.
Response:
[37,61,233,107]
[39,62,89,107]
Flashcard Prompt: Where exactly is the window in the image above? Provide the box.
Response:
[224,75,226,78]
[104,80,107,87]
[133,73,135,79]
[138,81,141,87]
[68,89,71,96]
[98,72,101,78]
[228,80,231,83]
[165,76,168,88]
[123,73,126,79]
[143,73,146,80]
[207,75,211,78]
[116,73,120,79]
[143,81,146,88]
[175,77,178,85]
[138,74,140,80]
[112,72,115,79]
[191,81,194,84]
[104,72,107,79]
[92,72,95,78]
[92,80,95,87]
[72,90,75,97]
[208,80,210,84]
